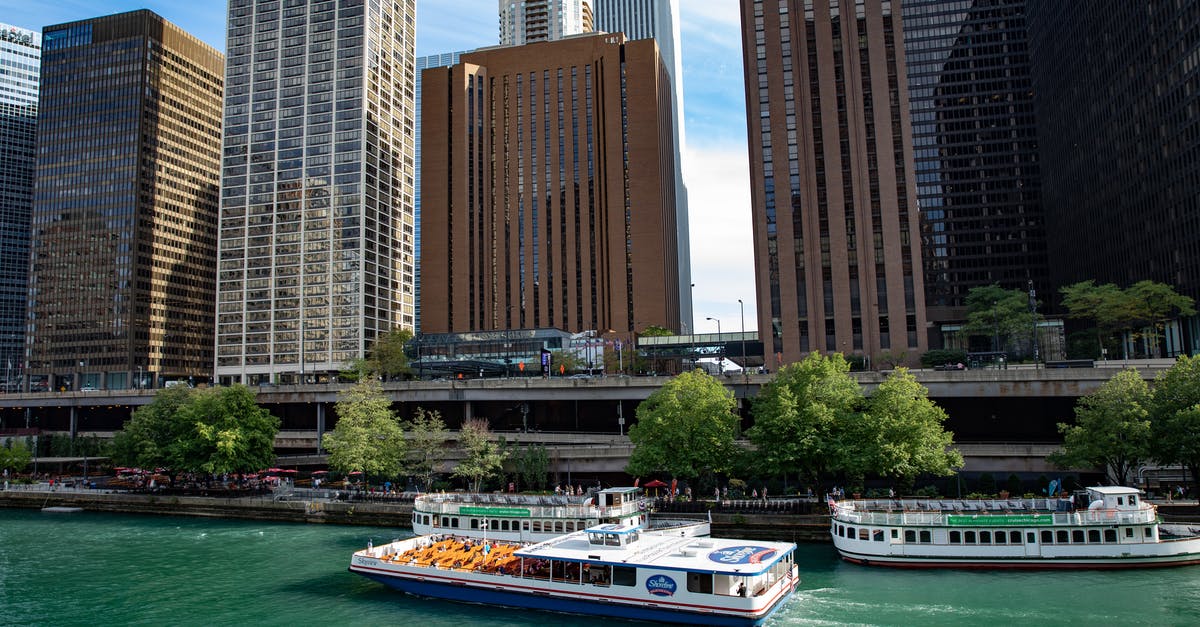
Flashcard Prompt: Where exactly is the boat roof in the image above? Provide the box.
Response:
[598,486,641,495]
[514,529,794,576]
[1087,486,1140,495]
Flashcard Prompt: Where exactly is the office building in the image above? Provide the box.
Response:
[216,0,418,385]
[500,0,594,46]
[0,24,38,392]
[414,51,466,334]
[902,0,1047,330]
[594,0,692,333]
[739,0,927,367]
[25,11,222,392]
[1028,2,1200,354]
[419,33,680,336]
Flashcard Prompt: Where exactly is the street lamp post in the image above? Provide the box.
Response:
[707,317,722,374]
[1028,280,1040,367]
[992,300,1000,354]
[738,299,746,374]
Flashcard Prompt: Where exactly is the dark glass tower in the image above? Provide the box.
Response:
[0,24,38,392]
[902,0,1047,328]
[1028,1,1200,354]
[26,11,223,390]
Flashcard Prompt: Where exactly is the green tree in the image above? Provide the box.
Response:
[1060,281,1132,358]
[369,328,414,380]
[453,418,506,492]
[550,350,585,376]
[1126,280,1196,357]
[845,368,962,490]
[747,353,863,484]
[1049,369,1152,485]
[639,325,674,375]
[324,379,407,484]
[178,385,281,475]
[962,284,1035,354]
[510,442,551,492]
[110,386,199,476]
[626,369,739,481]
[0,440,32,474]
[1149,356,1200,497]
[406,407,449,492]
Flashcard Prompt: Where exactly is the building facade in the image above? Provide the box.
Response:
[740,0,927,367]
[500,0,594,46]
[902,0,1047,330]
[1028,1,1200,355]
[0,24,39,392]
[216,0,417,385]
[25,11,222,391]
[419,33,680,337]
[593,0,692,333]
[415,51,466,335]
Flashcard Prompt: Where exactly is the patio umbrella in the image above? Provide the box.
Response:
[311,470,329,475]
[642,479,667,487]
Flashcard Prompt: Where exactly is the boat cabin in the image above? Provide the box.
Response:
[586,523,641,548]
[1085,486,1141,511]
[595,487,641,509]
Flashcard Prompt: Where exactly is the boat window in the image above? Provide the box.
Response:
[858,528,869,540]
[1145,527,1153,538]
[450,517,459,528]
[1012,531,1023,544]
[687,571,714,594]
[605,533,621,546]
[470,519,479,529]
[612,566,637,587]
[847,527,855,538]
[1129,495,1137,506]
[532,521,542,532]
[424,515,430,525]
[980,531,992,544]
[949,531,961,544]
[873,529,885,542]
[1125,527,1133,538]
[1072,530,1085,543]
[964,531,976,544]
[584,563,610,586]
[1103,529,1116,543]
[1088,529,1101,543]
[892,529,899,539]
[1117,496,1124,506]
[994,532,1006,544]
[523,521,529,531]
[904,530,916,542]
[919,530,932,543]
[1041,530,1053,544]
[1057,530,1069,543]
[554,522,564,533]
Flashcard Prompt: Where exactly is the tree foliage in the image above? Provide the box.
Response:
[626,369,739,481]
[1060,280,1195,358]
[324,379,406,483]
[1049,369,1152,485]
[452,419,507,492]
[406,407,449,492]
[0,440,31,474]
[1149,356,1200,496]
[747,353,863,483]
[510,442,551,492]
[848,368,962,485]
[962,284,1036,352]
[369,328,414,380]
[110,385,280,478]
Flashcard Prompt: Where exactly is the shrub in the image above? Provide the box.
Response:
[920,349,967,368]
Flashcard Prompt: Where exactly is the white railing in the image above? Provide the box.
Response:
[416,495,643,520]
[833,501,1158,527]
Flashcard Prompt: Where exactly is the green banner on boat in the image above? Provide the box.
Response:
[460,506,532,517]
[947,514,1053,526]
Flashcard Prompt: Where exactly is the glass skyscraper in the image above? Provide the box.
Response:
[0,24,38,392]
[500,0,594,45]
[216,0,417,385]
[26,11,223,391]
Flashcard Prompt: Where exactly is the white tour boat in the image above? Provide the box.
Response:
[349,522,799,626]
[412,486,708,542]
[830,485,1200,569]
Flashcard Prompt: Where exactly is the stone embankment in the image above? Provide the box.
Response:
[0,488,830,541]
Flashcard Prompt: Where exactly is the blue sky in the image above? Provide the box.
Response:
[0,0,755,334]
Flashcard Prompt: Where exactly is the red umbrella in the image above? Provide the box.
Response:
[311,470,329,475]
[280,469,298,474]
[643,479,667,488]
[262,468,284,474]
[348,471,363,475]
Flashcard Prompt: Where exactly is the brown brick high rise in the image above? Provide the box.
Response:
[740,0,927,368]
[420,33,680,336]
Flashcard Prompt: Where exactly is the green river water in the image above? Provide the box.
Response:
[1,509,1198,626]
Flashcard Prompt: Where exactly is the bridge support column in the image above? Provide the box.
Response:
[69,406,77,442]
[316,404,326,454]
[464,401,474,422]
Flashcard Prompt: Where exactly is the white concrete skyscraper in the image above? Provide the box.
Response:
[500,0,594,46]
[216,0,417,385]
[594,0,691,332]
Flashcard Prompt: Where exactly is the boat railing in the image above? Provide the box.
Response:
[834,500,1158,526]
[416,496,643,520]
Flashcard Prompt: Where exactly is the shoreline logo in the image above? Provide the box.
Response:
[645,574,677,597]
[707,545,778,565]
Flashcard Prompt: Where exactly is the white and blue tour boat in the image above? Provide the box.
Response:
[412,486,708,543]
[830,485,1200,569]
[349,522,798,626]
